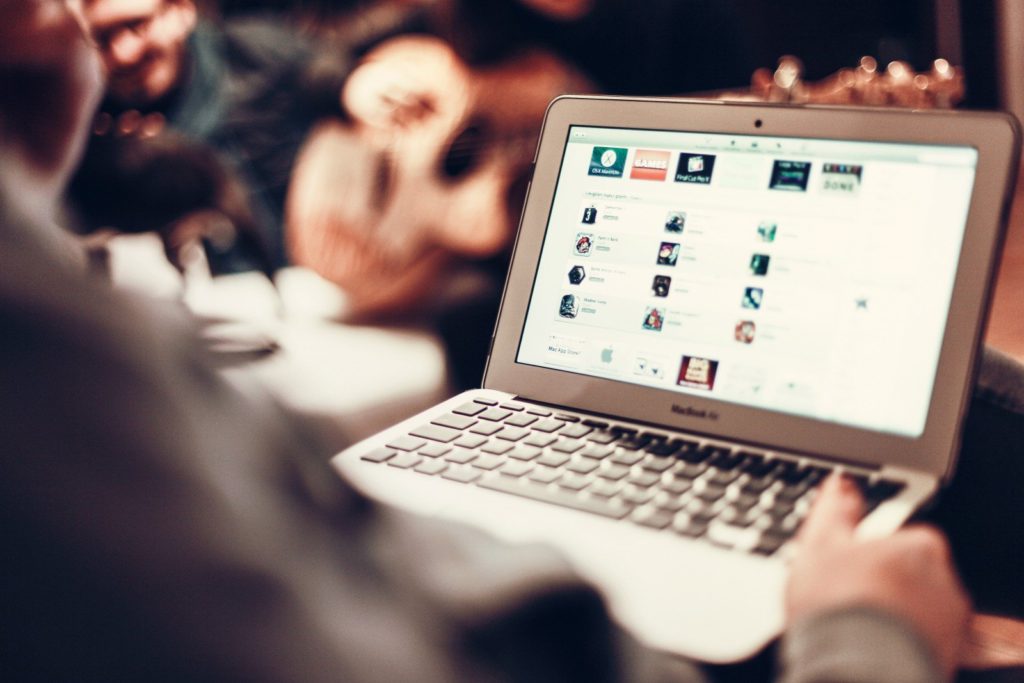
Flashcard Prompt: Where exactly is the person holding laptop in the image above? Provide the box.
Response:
[1,1,1018,681]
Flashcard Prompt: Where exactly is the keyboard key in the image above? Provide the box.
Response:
[418,443,452,458]
[610,450,644,466]
[431,413,476,431]
[621,486,655,505]
[678,447,712,464]
[617,435,652,451]
[472,454,506,470]
[741,477,774,495]
[445,449,478,465]
[479,408,513,422]
[589,478,624,498]
[362,448,397,464]
[560,424,593,439]
[473,398,498,406]
[582,419,609,428]
[537,452,570,468]
[505,413,538,428]
[495,427,530,442]
[627,471,661,488]
[674,462,708,479]
[470,422,503,436]
[558,472,591,491]
[632,508,674,529]
[481,441,514,456]
[550,438,585,454]
[640,455,674,472]
[508,445,542,461]
[528,466,561,484]
[442,467,481,484]
[500,402,526,412]
[662,477,693,495]
[646,440,682,456]
[454,434,488,449]
[694,481,727,502]
[361,448,396,463]
[523,433,558,448]
[652,491,688,512]
[500,461,533,478]
[580,444,614,459]
[388,452,422,469]
[411,424,463,444]
[707,469,741,486]
[452,402,487,416]
[527,408,552,417]
[707,448,743,470]
[610,426,638,436]
[566,457,600,475]
[597,463,630,480]
[586,430,618,445]
[415,459,448,476]
[532,419,565,433]
[707,520,759,551]
[478,476,632,519]
[555,413,581,422]
[672,515,709,538]
[387,436,428,452]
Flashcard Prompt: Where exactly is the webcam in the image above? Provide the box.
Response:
[754,119,763,128]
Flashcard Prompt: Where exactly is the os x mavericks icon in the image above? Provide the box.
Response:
[589,146,628,177]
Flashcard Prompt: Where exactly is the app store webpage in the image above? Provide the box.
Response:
[517,126,978,438]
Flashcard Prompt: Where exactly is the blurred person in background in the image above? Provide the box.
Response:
[68,0,353,274]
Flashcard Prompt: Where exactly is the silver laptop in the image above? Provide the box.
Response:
[333,97,1019,662]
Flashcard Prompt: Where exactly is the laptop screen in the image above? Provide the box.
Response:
[516,125,978,438]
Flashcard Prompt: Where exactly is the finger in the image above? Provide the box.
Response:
[797,474,864,546]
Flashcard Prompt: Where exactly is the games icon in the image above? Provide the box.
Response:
[582,205,598,224]
[651,275,671,297]
[657,242,680,266]
[757,221,777,242]
[642,307,664,331]
[742,286,763,310]
[574,232,594,256]
[677,355,719,390]
[664,211,686,233]
[568,265,586,285]
[559,294,579,319]
[630,149,671,181]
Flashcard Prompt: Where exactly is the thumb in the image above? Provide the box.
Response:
[797,474,864,546]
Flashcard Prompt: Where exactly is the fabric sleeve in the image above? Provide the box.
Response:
[778,607,944,683]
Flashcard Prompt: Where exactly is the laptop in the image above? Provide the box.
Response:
[332,97,1019,662]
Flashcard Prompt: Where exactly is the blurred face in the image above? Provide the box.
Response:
[84,0,196,107]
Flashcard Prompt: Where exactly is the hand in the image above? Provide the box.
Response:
[786,475,970,678]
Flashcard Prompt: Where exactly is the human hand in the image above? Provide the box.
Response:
[786,475,970,678]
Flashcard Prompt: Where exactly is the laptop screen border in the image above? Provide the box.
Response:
[484,96,1019,480]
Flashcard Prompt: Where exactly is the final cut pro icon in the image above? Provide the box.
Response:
[589,146,628,177]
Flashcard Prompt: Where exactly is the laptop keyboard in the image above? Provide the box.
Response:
[361,398,906,556]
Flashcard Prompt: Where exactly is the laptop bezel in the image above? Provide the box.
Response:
[484,96,1019,481]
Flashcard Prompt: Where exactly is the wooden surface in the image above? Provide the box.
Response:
[985,173,1024,361]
